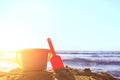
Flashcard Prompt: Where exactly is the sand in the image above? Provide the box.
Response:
[0,66,117,80]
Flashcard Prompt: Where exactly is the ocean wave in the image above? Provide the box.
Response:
[56,51,120,54]
[62,58,120,65]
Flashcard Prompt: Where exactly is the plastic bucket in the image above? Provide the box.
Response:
[16,48,49,71]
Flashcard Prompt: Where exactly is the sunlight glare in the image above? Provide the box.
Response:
[0,18,29,50]
[0,62,18,72]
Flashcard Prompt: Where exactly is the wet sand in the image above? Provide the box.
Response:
[0,66,117,80]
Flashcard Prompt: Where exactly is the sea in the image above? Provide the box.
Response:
[56,51,120,80]
[0,51,120,79]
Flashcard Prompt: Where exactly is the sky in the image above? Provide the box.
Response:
[0,0,120,51]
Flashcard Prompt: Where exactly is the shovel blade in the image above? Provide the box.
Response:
[50,55,64,70]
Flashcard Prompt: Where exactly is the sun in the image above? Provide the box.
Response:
[0,29,28,51]
[0,36,28,51]
[0,17,34,51]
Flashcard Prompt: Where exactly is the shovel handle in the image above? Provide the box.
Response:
[47,38,56,56]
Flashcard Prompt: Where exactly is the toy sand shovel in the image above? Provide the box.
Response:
[47,38,64,70]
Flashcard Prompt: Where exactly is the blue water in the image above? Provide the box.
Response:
[56,51,120,79]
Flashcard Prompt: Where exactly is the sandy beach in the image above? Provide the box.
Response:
[0,66,117,80]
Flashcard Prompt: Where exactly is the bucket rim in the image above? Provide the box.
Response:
[16,48,50,53]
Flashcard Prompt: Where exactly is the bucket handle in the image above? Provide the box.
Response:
[16,51,22,68]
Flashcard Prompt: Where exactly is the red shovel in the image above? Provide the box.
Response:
[47,38,64,70]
